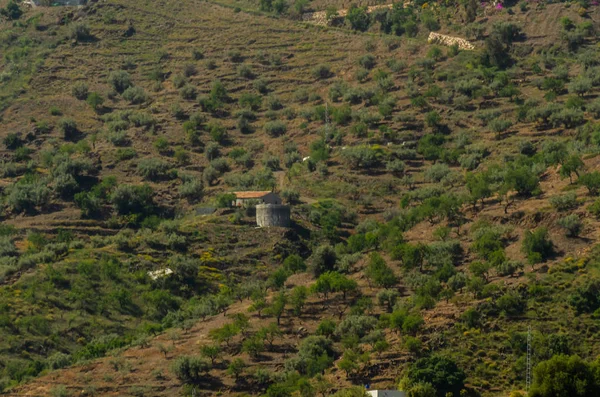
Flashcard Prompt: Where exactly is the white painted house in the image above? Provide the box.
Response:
[232,191,282,207]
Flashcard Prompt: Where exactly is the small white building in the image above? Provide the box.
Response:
[232,191,281,207]
[367,391,406,397]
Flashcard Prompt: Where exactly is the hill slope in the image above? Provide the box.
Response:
[2,0,600,395]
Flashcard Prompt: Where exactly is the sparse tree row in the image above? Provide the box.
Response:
[2,0,600,395]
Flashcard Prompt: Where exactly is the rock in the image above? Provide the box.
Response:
[427,32,475,51]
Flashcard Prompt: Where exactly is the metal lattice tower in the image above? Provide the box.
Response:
[526,325,532,393]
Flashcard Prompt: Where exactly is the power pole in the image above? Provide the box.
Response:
[526,325,532,393]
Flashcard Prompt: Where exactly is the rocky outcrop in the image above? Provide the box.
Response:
[427,32,475,50]
[302,4,393,26]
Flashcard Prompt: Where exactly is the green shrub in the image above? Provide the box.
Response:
[529,355,600,397]
[568,280,600,314]
[340,146,382,169]
[46,352,72,370]
[496,260,523,277]
[424,164,450,183]
[291,336,335,376]
[178,177,204,202]
[137,158,172,181]
[70,23,93,41]
[178,84,197,100]
[312,64,332,80]
[129,112,156,129]
[122,86,148,104]
[86,92,104,111]
[549,108,584,129]
[504,165,541,197]
[227,49,243,62]
[239,93,262,112]
[358,54,376,70]
[403,355,466,397]
[521,228,554,265]
[108,70,133,93]
[0,161,24,177]
[345,5,371,31]
[580,172,600,195]
[264,121,287,137]
[568,77,593,97]
[74,191,102,218]
[58,118,78,140]
[71,82,89,100]
[549,192,578,211]
[7,179,51,214]
[497,291,526,315]
[365,253,396,287]
[237,64,254,79]
[210,158,230,173]
[49,385,69,397]
[203,166,219,186]
[262,155,280,171]
[557,214,582,237]
[107,130,129,146]
[0,0,22,20]
[588,199,600,218]
[3,133,22,150]
[266,95,283,111]
[209,122,228,144]
[183,63,197,78]
[283,254,306,273]
[386,159,406,177]
[356,68,369,83]
[170,356,210,383]
[215,193,236,208]
[253,78,269,94]
[0,236,17,257]
[111,184,155,215]
[489,118,513,137]
[559,155,584,183]
[172,74,187,89]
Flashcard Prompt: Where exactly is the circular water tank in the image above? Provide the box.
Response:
[256,204,291,228]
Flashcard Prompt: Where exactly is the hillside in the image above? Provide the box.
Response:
[2,0,600,396]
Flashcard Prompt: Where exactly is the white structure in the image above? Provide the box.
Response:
[367,391,406,397]
[26,0,86,5]
[232,191,281,207]
[148,268,173,280]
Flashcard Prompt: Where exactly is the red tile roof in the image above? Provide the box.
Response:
[234,191,273,199]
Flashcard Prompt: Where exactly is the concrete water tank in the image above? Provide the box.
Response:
[256,204,290,227]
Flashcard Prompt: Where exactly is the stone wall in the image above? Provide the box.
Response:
[427,32,475,51]
[256,204,291,228]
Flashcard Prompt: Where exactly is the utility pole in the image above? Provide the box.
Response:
[526,325,532,393]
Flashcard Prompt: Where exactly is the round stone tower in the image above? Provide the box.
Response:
[256,204,291,228]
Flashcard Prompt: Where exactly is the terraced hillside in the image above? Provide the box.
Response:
[2,0,600,396]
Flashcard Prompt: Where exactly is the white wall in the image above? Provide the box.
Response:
[367,391,406,397]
